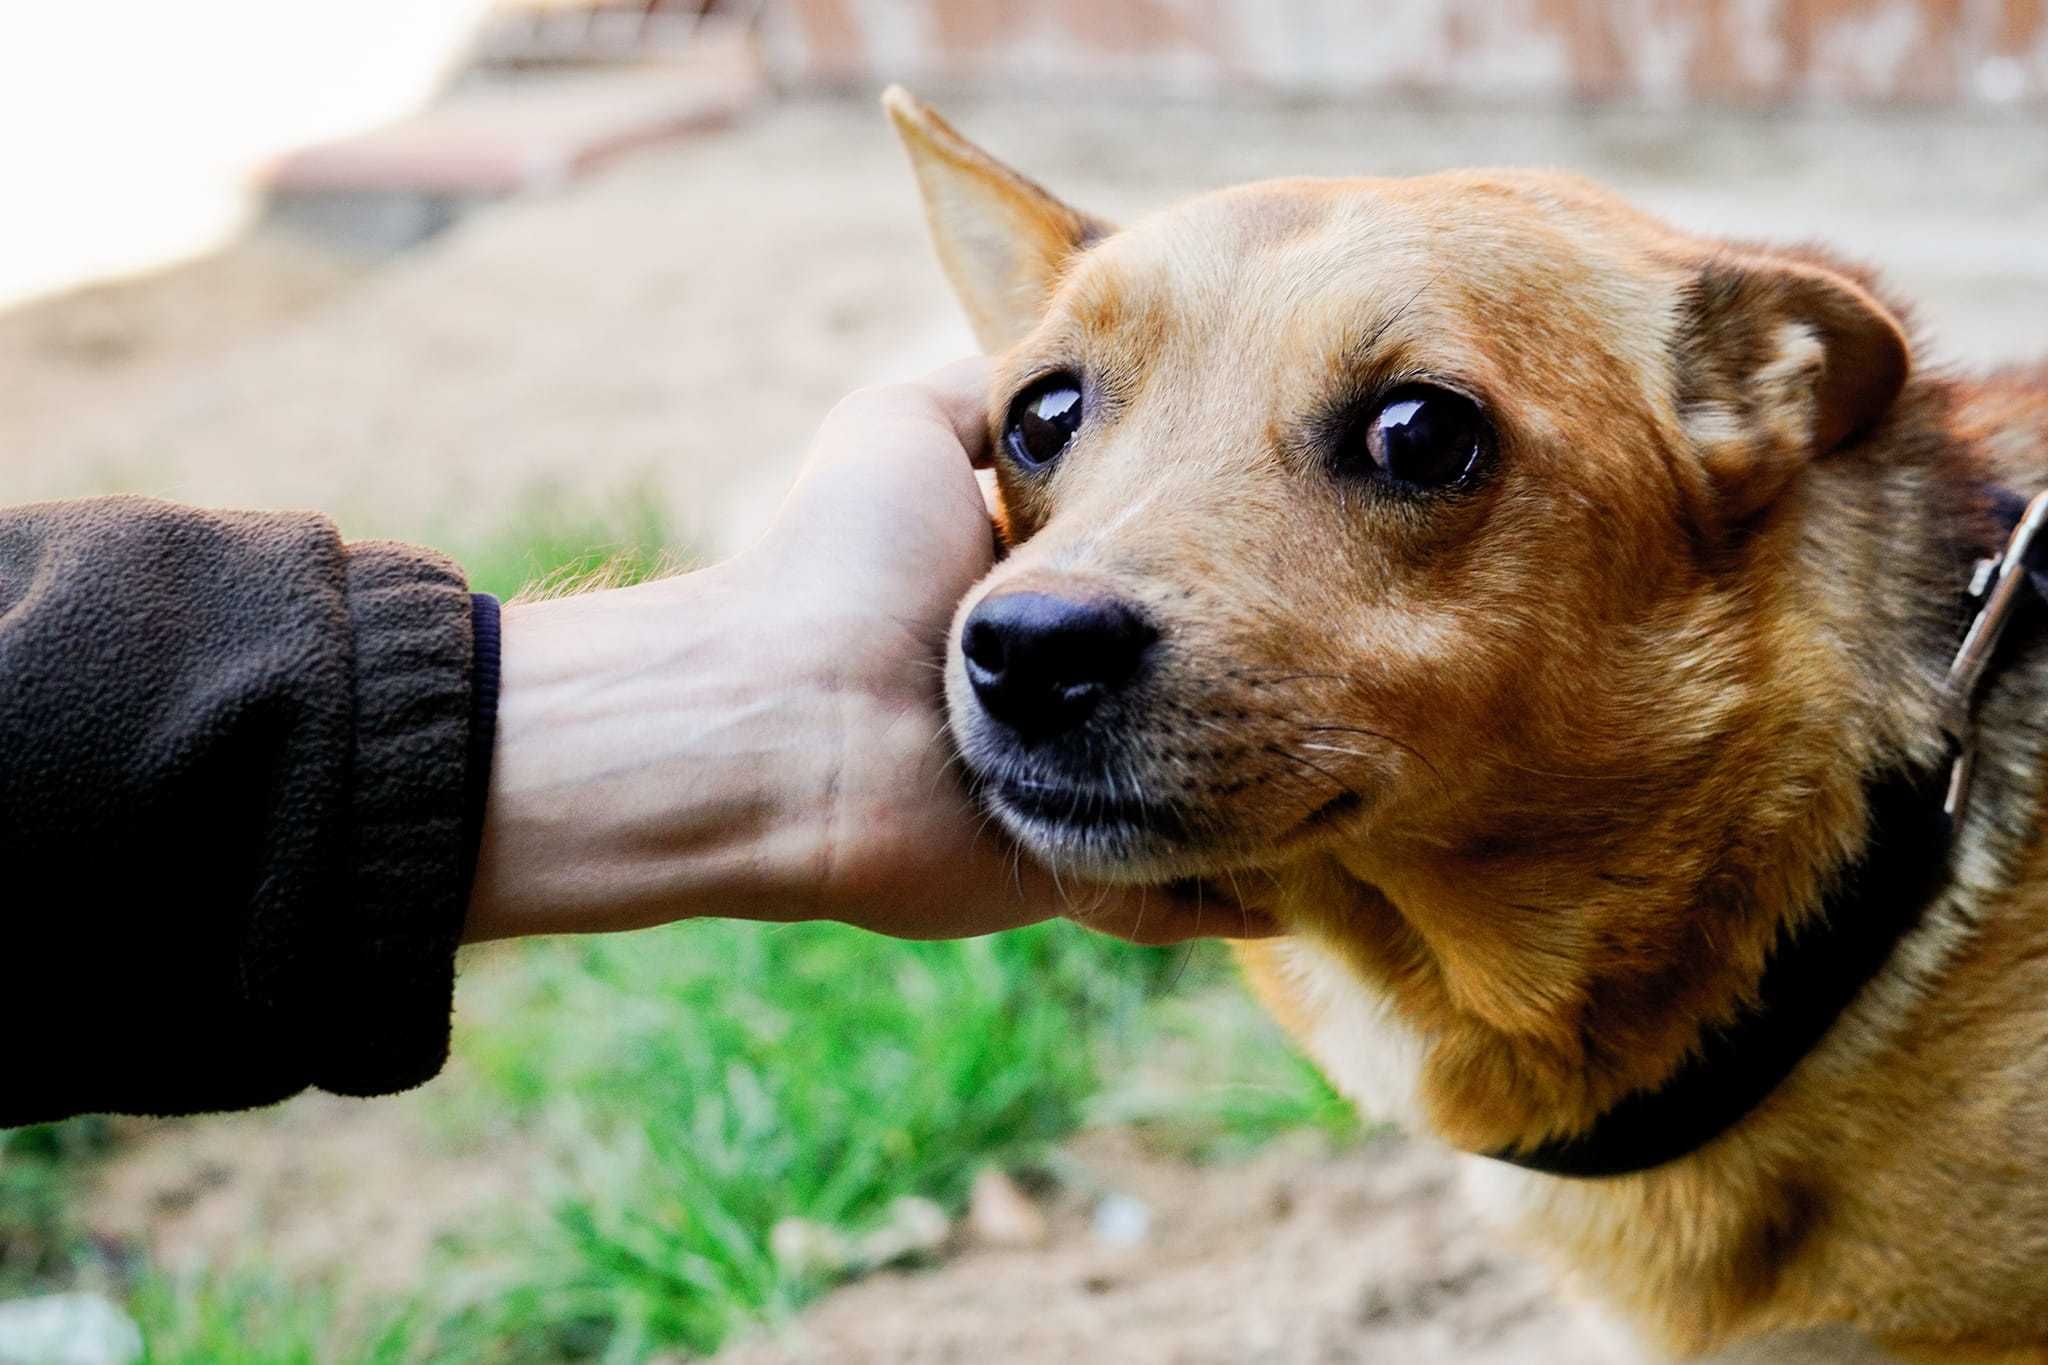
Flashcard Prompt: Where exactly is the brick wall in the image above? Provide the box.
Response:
[761,0,2048,105]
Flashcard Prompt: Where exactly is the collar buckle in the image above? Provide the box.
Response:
[1943,489,2048,820]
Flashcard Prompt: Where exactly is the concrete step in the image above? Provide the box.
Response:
[263,24,762,199]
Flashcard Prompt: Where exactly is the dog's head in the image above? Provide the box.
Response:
[887,90,1910,918]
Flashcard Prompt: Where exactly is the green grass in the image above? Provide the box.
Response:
[1091,982,1365,1160]
[2,498,1362,1363]
[448,921,1177,1359]
[127,1270,519,1365]
[111,926,1348,1364]
[0,1118,115,1292]
[132,1274,353,1365]
[455,483,679,602]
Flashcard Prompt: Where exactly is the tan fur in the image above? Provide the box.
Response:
[888,89,2048,1361]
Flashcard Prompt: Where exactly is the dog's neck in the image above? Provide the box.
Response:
[1292,375,2022,1160]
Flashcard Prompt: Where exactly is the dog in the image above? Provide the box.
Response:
[885,88,2048,1362]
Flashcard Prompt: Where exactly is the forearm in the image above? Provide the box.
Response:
[464,569,831,941]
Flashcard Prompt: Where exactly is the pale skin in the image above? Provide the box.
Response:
[465,358,1280,947]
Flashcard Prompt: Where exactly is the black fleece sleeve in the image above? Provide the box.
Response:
[1,496,500,1127]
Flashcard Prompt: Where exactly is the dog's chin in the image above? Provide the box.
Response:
[979,771,1218,883]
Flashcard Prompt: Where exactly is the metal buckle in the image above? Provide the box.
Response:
[1942,489,2048,820]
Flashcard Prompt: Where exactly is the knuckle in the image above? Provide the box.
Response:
[828,382,931,427]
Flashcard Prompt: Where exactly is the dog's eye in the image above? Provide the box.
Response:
[1346,385,1490,490]
[1004,375,1084,469]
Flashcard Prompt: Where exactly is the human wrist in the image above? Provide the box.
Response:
[462,567,833,941]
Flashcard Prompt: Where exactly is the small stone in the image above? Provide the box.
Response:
[1090,1192,1153,1249]
[967,1168,1049,1248]
[853,1195,952,1268]
[0,1292,143,1365]
[770,1216,851,1278]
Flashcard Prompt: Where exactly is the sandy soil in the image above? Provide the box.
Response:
[82,1084,537,1297]
[11,91,2048,1361]
[713,1132,1600,1365]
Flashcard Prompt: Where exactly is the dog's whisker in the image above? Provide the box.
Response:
[1045,841,1072,911]
[1167,876,1206,984]
[1349,265,1449,367]
[880,611,958,647]
[1298,723,1444,789]
[1263,743,1367,805]
[927,747,967,802]
[1222,867,1257,939]
[1298,741,1378,760]
[1493,757,1640,784]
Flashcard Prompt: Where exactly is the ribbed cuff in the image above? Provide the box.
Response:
[307,542,476,1097]
[458,592,502,919]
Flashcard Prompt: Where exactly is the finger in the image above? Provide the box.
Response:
[804,359,992,486]
[918,355,996,467]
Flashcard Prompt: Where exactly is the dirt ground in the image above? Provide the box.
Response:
[713,1130,1602,1365]
[10,91,2048,1361]
[82,1085,535,1299]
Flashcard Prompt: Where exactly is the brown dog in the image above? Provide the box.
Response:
[886,89,2048,1362]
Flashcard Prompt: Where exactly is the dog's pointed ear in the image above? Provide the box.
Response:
[1673,251,1910,521]
[884,86,1112,352]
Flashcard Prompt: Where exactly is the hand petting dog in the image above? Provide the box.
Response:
[466,359,1279,947]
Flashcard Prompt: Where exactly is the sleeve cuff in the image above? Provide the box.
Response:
[459,592,502,915]
[301,546,486,1097]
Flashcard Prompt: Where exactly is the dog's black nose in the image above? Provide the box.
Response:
[962,591,1157,739]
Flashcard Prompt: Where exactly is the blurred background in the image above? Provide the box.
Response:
[2,3,2044,1362]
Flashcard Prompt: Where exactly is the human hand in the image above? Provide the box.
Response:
[465,359,1280,945]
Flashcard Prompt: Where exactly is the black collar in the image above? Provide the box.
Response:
[1487,487,2048,1180]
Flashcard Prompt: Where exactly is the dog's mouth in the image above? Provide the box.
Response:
[973,768,1275,933]
[968,764,1209,879]
[961,726,1383,875]
[984,773,1189,841]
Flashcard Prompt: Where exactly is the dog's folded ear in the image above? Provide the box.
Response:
[884,86,1113,352]
[1672,251,1910,521]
